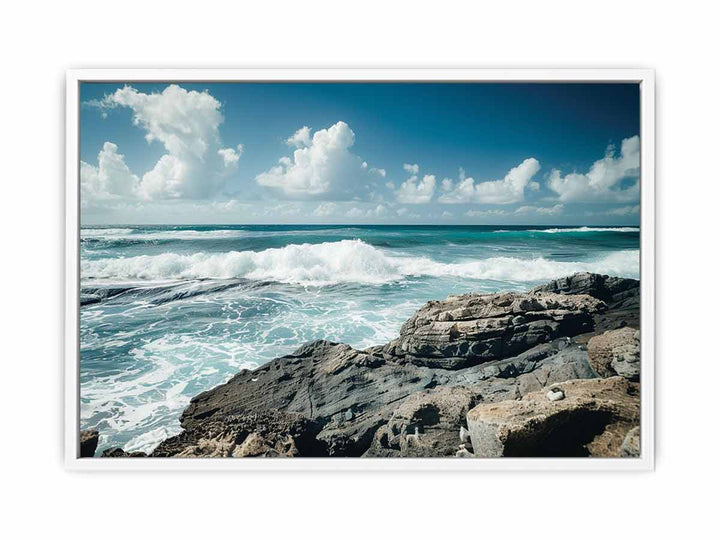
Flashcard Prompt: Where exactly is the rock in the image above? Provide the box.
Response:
[179,340,447,456]
[152,410,325,458]
[456,447,474,458]
[383,291,605,369]
[364,386,483,457]
[140,273,640,459]
[532,272,638,304]
[587,327,640,381]
[533,272,640,332]
[460,426,471,443]
[79,429,99,458]
[101,448,147,457]
[546,387,565,401]
[466,377,640,457]
[619,426,641,457]
[174,334,600,457]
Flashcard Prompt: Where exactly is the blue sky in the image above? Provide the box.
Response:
[79,82,640,225]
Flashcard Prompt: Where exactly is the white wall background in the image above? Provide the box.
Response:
[1,1,716,537]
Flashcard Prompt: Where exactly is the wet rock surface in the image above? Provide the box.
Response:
[97,273,641,458]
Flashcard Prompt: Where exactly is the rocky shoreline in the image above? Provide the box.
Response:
[83,272,641,459]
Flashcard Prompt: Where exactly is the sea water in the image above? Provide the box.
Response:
[79,225,640,453]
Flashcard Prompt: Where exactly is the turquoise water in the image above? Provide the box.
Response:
[80,224,640,453]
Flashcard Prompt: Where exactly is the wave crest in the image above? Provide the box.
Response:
[81,239,640,285]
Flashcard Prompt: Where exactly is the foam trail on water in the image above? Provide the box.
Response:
[81,239,640,285]
[530,226,639,233]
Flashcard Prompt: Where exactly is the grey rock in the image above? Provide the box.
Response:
[364,386,483,457]
[533,272,640,332]
[79,429,99,458]
[619,426,641,457]
[131,273,640,459]
[531,272,639,304]
[587,327,640,381]
[152,410,325,458]
[101,448,147,458]
[383,291,605,369]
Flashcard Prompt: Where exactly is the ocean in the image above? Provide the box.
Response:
[79,224,640,453]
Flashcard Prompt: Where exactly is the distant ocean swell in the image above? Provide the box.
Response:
[82,238,640,285]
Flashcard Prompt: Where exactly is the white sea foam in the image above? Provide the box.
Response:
[81,239,640,285]
[530,226,640,233]
[81,228,134,238]
[80,227,361,242]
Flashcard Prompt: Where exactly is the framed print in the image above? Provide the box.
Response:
[65,69,654,470]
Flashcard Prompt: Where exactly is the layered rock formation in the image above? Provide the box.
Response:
[94,272,642,459]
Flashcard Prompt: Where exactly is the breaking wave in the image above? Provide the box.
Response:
[82,239,640,285]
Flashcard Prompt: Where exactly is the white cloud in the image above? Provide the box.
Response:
[397,207,420,219]
[403,163,420,174]
[370,167,386,177]
[438,158,541,204]
[465,209,509,217]
[83,85,240,203]
[515,203,565,215]
[287,126,312,148]
[218,144,244,167]
[548,136,640,203]
[313,202,338,217]
[606,204,640,216]
[396,173,436,204]
[256,121,380,200]
[80,142,140,206]
[346,207,365,218]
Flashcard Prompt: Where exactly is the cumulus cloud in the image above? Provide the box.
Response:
[515,204,565,215]
[80,142,140,206]
[313,202,338,217]
[287,126,312,148]
[548,136,640,203]
[256,121,381,200]
[438,158,541,204]
[82,85,241,204]
[395,170,436,204]
[218,144,244,167]
[403,163,420,174]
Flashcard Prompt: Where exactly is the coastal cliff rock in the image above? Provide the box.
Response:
[587,327,641,381]
[101,273,641,458]
[79,429,99,458]
[382,291,604,369]
[364,386,482,457]
[466,376,640,457]
[619,426,641,457]
[101,448,147,457]
[533,272,640,332]
[153,410,325,457]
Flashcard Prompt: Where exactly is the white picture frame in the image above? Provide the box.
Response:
[65,68,655,471]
